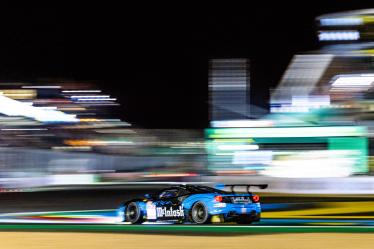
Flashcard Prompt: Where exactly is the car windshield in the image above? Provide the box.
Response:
[159,189,179,199]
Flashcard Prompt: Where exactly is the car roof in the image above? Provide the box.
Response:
[165,184,227,194]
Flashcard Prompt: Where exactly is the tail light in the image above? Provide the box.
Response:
[252,194,260,202]
[214,195,223,202]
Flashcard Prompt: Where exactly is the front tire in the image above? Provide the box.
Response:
[125,202,144,224]
[191,201,209,224]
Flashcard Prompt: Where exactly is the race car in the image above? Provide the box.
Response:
[117,184,267,224]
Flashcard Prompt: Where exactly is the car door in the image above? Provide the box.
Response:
[152,188,185,220]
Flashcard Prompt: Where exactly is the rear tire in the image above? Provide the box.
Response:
[191,201,209,224]
[125,202,144,224]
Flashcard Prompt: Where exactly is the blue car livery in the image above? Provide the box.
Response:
[117,184,267,224]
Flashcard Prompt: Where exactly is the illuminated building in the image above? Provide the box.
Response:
[205,10,374,177]
[209,58,250,125]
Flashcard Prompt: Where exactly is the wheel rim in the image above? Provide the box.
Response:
[126,203,139,222]
[192,203,206,223]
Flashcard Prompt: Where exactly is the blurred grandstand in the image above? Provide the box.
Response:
[207,9,374,183]
[0,81,206,189]
[2,9,374,195]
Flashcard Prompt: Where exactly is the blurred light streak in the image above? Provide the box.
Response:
[22,85,61,89]
[79,118,101,122]
[62,90,101,93]
[1,128,47,131]
[94,129,136,134]
[142,173,199,178]
[52,146,92,151]
[318,31,360,41]
[262,157,353,178]
[64,139,133,146]
[207,126,366,138]
[217,144,259,150]
[320,18,363,26]
[0,94,79,123]
[76,98,117,101]
[331,74,374,88]
[58,107,86,111]
[71,95,110,99]
[0,89,36,99]
[211,120,273,128]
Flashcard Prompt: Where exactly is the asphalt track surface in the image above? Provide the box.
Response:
[1,187,374,249]
[2,185,374,213]
[1,186,374,234]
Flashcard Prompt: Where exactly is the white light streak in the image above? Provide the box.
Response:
[211,120,273,128]
[71,95,110,99]
[318,31,360,41]
[77,98,117,101]
[217,144,259,150]
[62,90,101,93]
[22,86,61,89]
[0,95,79,123]
[331,75,374,88]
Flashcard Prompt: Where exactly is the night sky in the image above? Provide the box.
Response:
[0,3,373,128]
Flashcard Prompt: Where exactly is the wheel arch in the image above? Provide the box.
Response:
[183,196,209,209]
[183,195,215,214]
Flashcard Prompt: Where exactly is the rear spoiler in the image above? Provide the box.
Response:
[224,184,268,193]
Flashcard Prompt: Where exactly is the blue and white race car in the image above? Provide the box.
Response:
[117,184,267,224]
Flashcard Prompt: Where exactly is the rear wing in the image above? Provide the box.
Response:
[224,184,268,193]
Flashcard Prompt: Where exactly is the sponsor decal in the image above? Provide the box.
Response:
[146,201,157,219]
[232,196,251,203]
[156,205,184,218]
[213,203,226,208]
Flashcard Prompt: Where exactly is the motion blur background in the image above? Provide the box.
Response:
[2,4,374,221]
[1,5,374,249]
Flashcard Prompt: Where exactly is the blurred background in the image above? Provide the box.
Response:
[1,4,374,225]
[1,6,374,189]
